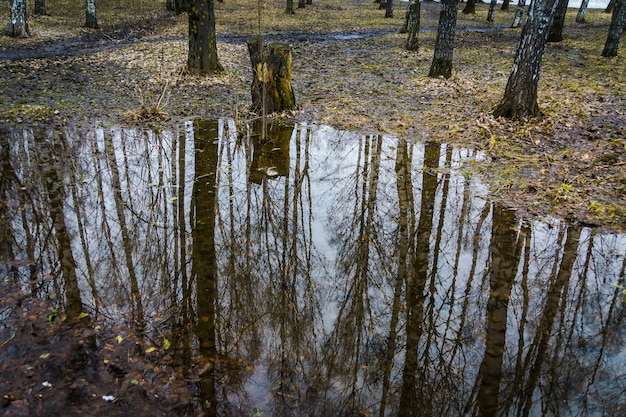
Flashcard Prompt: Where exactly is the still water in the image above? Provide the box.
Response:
[1,119,625,416]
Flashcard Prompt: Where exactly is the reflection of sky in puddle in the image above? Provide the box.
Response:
[1,120,625,416]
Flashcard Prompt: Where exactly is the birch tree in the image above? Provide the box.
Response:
[85,0,98,29]
[602,0,626,57]
[429,0,460,79]
[4,0,29,37]
[493,0,559,119]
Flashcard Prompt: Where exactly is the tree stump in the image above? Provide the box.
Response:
[247,35,296,114]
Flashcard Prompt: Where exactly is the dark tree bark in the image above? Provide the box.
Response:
[493,0,559,120]
[602,0,626,57]
[4,0,29,37]
[405,0,421,51]
[188,0,223,75]
[548,0,570,42]
[606,0,616,13]
[462,0,476,15]
[286,0,295,14]
[247,36,296,114]
[429,0,460,79]
[34,0,47,16]
[501,0,511,11]
[577,0,590,23]
[85,0,99,29]
[306,0,312,4]
[512,0,527,28]
[487,0,498,22]
[298,0,306,8]
[168,0,187,14]
[477,205,521,417]
[385,0,394,18]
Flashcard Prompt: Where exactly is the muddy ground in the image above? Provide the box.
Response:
[0,1,625,416]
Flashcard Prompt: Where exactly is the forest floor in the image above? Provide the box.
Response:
[0,2,625,413]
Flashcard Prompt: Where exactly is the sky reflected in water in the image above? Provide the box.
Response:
[1,119,625,416]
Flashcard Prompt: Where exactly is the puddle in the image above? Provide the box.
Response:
[1,120,625,416]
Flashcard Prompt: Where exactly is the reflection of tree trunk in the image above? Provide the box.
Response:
[105,133,145,330]
[477,204,521,417]
[380,139,415,417]
[519,225,581,417]
[398,142,440,416]
[191,119,220,417]
[173,127,192,366]
[70,168,99,316]
[38,133,83,318]
[0,128,19,284]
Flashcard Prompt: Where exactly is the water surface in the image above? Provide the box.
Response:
[1,119,625,416]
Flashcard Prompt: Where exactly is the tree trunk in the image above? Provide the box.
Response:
[306,0,312,4]
[577,0,590,23]
[606,0,616,13]
[34,0,47,16]
[173,0,188,14]
[493,0,559,120]
[385,0,394,18]
[247,36,297,114]
[188,0,223,75]
[462,0,476,15]
[602,0,626,57]
[487,0,497,22]
[4,0,29,37]
[298,0,306,8]
[512,0,527,28]
[85,0,99,29]
[548,0,569,42]
[405,0,421,51]
[286,0,295,14]
[429,0,460,79]
[501,0,510,11]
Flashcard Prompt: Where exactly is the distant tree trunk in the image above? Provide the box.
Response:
[429,0,460,79]
[401,2,410,32]
[405,0,421,51]
[34,0,47,15]
[576,0,589,22]
[85,0,99,29]
[169,0,187,13]
[188,0,223,75]
[501,0,510,10]
[385,0,394,18]
[606,0,616,13]
[487,0,497,22]
[298,0,306,8]
[463,0,476,14]
[548,0,569,42]
[286,0,295,14]
[247,36,296,114]
[602,0,626,57]
[306,0,312,4]
[4,0,29,37]
[493,0,559,120]
[512,0,527,28]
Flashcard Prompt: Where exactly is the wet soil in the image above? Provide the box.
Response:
[0,282,180,416]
